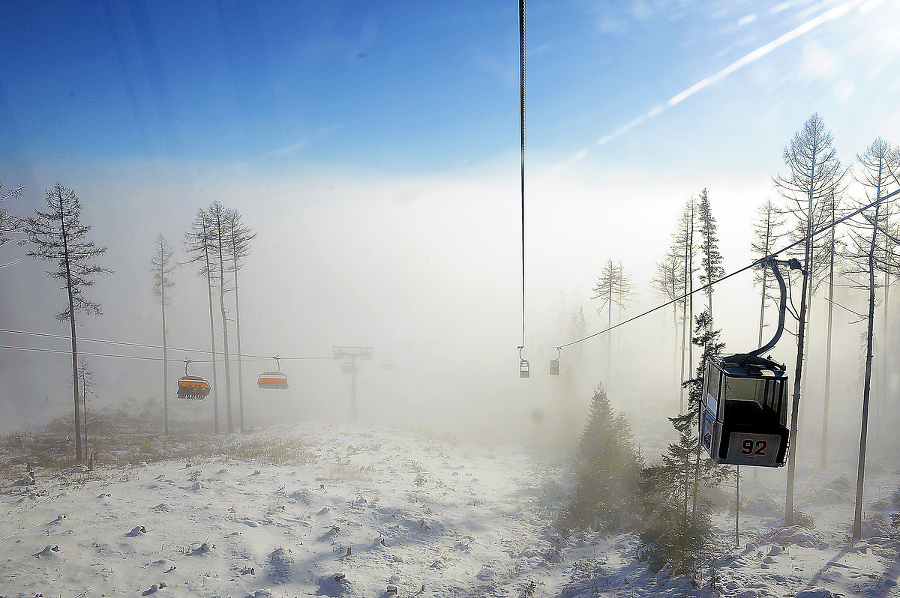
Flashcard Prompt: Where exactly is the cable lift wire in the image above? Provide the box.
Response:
[0,329,332,363]
[518,0,527,360]
[555,186,900,351]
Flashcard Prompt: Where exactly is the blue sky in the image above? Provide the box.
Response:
[4,0,897,174]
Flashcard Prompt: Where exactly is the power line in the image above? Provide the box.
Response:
[0,344,171,362]
[0,328,210,355]
[0,329,332,363]
[556,187,900,350]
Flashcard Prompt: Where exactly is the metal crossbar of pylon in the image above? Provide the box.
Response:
[333,346,373,421]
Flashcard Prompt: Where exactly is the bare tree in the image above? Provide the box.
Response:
[819,188,846,468]
[225,209,255,434]
[651,246,684,390]
[671,198,698,412]
[0,181,24,253]
[205,202,237,434]
[591,259,633,385]
[750,199,786,347]
[773,114,847,526]
[77,356,95,463]
[151,234,176,435]
[185,209,222,434]
[25,183,111,461]
[843,138,900,541]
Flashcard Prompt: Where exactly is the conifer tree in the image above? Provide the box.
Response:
[566,384,642,531]
[697,189,724,322]
[26,183,111,461]
[639,309,725,579]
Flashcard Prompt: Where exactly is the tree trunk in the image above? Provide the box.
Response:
[853,177,882,541]
[217,232,233,434]
[233,265,245,434]
[58,194,83,462]
[606,279,612,384]
[161,269,169,436]
[673,302,679,393]
[688,206,694,395]
[822,219,835,468]
[203,238,220,435]
[785,143,817,527]
[81,366,88,457]
[735,465,740,547]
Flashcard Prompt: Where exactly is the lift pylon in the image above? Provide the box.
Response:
[333,346,373,421]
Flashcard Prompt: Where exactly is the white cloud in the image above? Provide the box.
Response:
[800,40,841,80]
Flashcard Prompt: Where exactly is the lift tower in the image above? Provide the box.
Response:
[333,346,373,421]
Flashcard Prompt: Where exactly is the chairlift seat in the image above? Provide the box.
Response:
[549,359,560,376]
[257,371,289,390]
[177,375,211,400]
[519,359,530,378]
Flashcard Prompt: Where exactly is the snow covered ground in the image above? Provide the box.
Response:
[1,413,898,597]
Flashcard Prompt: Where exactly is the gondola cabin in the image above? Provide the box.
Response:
[177,375,211,400]
[700,354,789,467]
[258,371,289,390]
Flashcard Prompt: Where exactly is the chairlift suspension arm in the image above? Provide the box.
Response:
[749,257,801,357]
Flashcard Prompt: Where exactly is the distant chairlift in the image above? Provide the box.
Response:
[258,356,289,390]
[700,257,800,467]
[550,347,560,376]
[519,347,529,379]
[177,359,211,400]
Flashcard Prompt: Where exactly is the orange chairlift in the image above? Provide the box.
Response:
[258,356,289,390]
[177,359,211,400]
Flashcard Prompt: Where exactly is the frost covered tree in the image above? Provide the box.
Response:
[26,183,111,461]
[564,384,641,531]
[151,234,176,435]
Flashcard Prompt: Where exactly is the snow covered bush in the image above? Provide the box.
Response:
[560,384,642,532]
